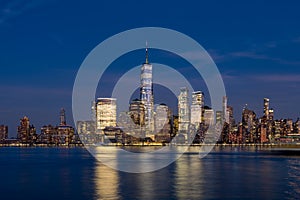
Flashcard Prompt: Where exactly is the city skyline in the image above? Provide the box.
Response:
[1,1,300,136]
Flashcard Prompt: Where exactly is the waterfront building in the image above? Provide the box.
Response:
[140,46,154,135]
[96,98,117,133]
[40,125,57,144]
[39,109,75,145]
[178,87,190,141]
[0,125,8,141]
[242,107,257,143]
[76,120,97,144]
[17,116,37,143]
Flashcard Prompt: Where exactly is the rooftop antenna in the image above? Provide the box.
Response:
[145,41,149,64]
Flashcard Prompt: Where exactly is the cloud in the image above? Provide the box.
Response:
[0,0,50,24]
[226,51,300,66]
[254,74,300,82]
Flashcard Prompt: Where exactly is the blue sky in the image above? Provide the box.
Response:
[0,0,300,136]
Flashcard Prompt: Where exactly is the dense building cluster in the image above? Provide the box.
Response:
[76,48,300,145]
[1,49,299,146]
[0,108,79,146]
[220,98,300,144]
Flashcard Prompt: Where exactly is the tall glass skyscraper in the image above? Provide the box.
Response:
[140,46,154,135]
[178,87,190,141]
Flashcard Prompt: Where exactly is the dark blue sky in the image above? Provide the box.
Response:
[1,0,300,136]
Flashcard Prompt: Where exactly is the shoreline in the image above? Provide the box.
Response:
[1,143,300,148]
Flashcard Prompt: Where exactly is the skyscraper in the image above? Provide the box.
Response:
[190,91,204,126]
[17,116,37,143]
[223,96,229,123]
[264,98,270,119]
[96,98,117,133]
[140,46,154,135]
[178,87,190,140]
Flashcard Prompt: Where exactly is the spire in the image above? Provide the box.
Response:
[145,41,149,64]
[60,108,66,126]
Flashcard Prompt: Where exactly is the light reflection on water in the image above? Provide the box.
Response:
[0,147,299,200]
[91,146,300,200]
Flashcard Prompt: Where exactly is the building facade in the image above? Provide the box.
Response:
[96,98,117,133]
[178,87,190,140]
[140,47,154,135]
[0,125,8,141]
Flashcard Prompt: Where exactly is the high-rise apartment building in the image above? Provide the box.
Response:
[17,116,36,143]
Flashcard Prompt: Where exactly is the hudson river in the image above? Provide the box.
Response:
[0,146,299,199]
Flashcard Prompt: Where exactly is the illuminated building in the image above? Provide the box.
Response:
[96,98,117,132]
[140,46,154,135]
[76,120,97,144]
[0,125,8,141]
[227,106,235,126]
[129,98,145,127]
[39,109,75,145]
[190,91,204,127]
[242,107,257,143]
[223,96,229,123]
[155,103,172,142]
[269,108,274,121]
[216,111,222,124]
[264,98,270,119]
[17,116,37,143]
[178,87,190,141]
[203,108,214,126]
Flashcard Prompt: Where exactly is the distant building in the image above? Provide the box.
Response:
[242,107,257,143]
[190,91,204,127]
[204,108,214,126]
[96,98,117,132]
[269,108,274,121]
[129,98,145,127]
[17,116,37,143]
[227,106,235,126]
[263,98,270,119]
[155,103,172,142]
[39,109,75,145]
[178,87,190,141]
[223,96,229,123]
[76,120,97,144]
[0,125,8,141]
[216,111,222,124]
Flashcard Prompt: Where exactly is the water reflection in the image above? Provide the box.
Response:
[175,153,205,200]
[91,146,300,199]
[94,162,121,199]
[287,159,300,199]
